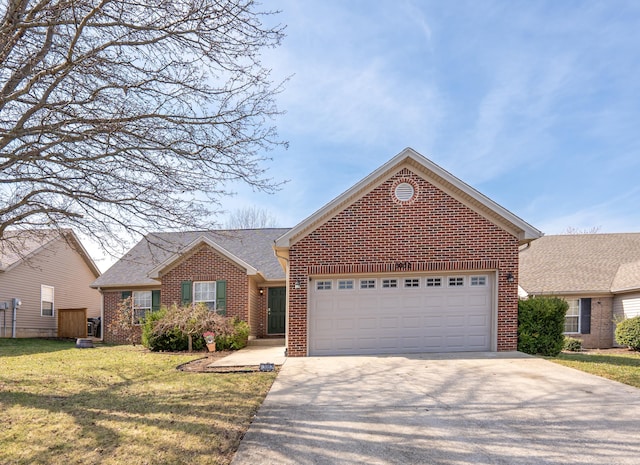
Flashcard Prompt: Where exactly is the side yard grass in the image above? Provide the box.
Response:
[551,350,640,388]
[0,339,277,465]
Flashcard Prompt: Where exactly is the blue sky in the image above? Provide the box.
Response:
[224,0,640,235]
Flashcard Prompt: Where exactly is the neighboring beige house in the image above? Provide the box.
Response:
[0,229,101,338]
[519,233,640,348]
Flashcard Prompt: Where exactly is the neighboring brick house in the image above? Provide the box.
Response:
[95,148,542,355]
[519,233,640,348]
[0,229,101,338]
[91,230,288,344]
[275,148,542,356]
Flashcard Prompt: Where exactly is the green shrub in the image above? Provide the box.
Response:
[215,318,250,350]
[615,316,640,351]
[518,297,568,356]
[563,336,582,352]
[142,308,205,352]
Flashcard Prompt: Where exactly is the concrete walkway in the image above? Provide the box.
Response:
[232,352,640,464]
[207,338,286,368]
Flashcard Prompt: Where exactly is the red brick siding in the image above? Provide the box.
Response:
[288,168,519,356]
[102,291,142,344]
[160,244,249,322]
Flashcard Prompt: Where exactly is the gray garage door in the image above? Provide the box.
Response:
[309,273,493,355]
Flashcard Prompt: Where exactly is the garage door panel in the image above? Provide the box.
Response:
[402,295,423,308]
[401,315,422,328]
[315,319,333,331]
[424,296,444,307]
[446,295,466,307]
[379,334,399,344]
[310,273,493,355]
[468,314,490,327]
[356,318,377,330]
[469,293,489,306]
[335,318,355,330]
[380,316,399,328]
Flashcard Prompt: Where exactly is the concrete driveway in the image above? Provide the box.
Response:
[232,352,640,464]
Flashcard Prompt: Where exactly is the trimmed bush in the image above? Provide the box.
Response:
[518,297,568,356]
[215,318,250,350]
[563,336,582,352]
[142,309,205,352]
[615,316,640,351]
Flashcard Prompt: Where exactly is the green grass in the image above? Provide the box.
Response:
[551,351,640,388]
[0,339,277,465]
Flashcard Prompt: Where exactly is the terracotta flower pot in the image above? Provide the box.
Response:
[206,342,216,352]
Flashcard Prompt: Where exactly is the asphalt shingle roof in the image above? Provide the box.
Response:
[0,229,61,271]
[92,228,290,288]
[519,233,640,294]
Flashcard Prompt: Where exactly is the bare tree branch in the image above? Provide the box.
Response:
[0,0,287,256]
[225,205,278,228]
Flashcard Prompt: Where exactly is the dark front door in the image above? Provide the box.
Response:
[267,287,286,334]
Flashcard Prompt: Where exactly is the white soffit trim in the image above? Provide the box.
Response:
[147,235,258,278]
[275,147,543,247]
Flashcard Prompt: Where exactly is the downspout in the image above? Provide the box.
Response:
[11,298,19,338]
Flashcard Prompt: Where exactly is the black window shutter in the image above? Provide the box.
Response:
[121,291,132,300]
[151,290,161,312]
[580,298,592,334]
[181,281,193,306]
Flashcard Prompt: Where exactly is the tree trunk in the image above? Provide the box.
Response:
[188,334,193,352]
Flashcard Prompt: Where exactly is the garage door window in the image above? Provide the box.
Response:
[426,277,442,287]
[360,279,376,289]
[470,276,487,287]
[316,280,332,290]
[404,278,420,288]
[448,277,465,287]
[382,279,398,288]
[338,279,354,290]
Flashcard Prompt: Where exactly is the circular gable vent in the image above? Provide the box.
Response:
[394,182,415,202]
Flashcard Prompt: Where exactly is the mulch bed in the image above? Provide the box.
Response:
[177,353,279,373]
[563,347,639,355]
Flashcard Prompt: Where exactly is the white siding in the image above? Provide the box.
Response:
[612,292,640,347]
[613,292,640,320]
[0,236,101,337]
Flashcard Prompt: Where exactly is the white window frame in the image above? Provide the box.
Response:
[316,280,332,290]
[426,277,442,287]
[382,278,398,289]
[448,276,465,287]
[41,285,54,317]
[470,276,487,287]
[133,290,152,325]
[338,279,354,290]
[404,278,420,288]
[360,279,376,290]
[194,281,217,310]
[564,299,580,334]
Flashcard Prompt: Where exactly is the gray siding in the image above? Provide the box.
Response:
[0,237,101,337]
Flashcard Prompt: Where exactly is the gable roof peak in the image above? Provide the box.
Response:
[275,147,542,248]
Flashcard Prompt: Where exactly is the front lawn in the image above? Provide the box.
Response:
[551,350,640,388]
[0,339,277,465]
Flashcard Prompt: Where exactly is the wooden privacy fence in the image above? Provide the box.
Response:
[57,308,87,338]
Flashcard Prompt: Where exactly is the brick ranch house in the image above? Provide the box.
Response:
[519,233,640,349]
[93,148,542,356]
